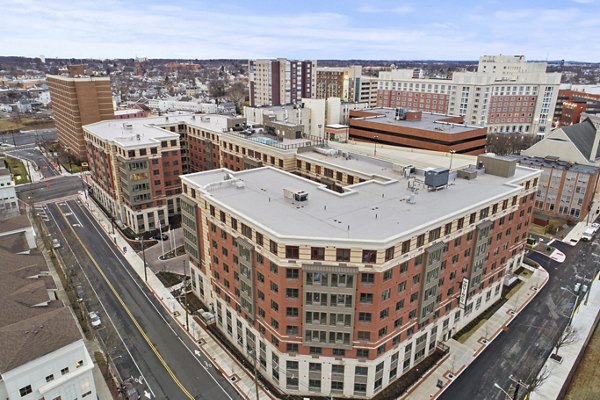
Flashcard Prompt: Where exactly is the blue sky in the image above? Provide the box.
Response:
[2,0,599,61]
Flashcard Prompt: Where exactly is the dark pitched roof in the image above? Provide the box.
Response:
[561,119,599,160]
[0,214,30,234]
[0,307,81,372]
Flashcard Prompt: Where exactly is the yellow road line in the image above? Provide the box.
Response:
[57,205,196,400]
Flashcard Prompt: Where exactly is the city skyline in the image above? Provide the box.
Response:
[2,0,599,62]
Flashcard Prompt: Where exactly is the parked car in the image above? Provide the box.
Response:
[89,311,101,327]
[582,228,595,241]
[52,238,61,249]
[120,380,140,400]
[591,222,600,233]
[75,284,85,301]
[152,233,168,241]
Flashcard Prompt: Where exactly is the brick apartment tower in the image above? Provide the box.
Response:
[47,67,114,161]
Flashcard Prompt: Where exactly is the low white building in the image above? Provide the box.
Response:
[148,99,217,114]
[0,167,19,219]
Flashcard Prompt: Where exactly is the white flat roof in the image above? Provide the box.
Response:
[84,114,234,149]
[182,165,539,245]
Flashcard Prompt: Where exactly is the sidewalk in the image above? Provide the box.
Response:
[563,200,600,243]
[405,267,549,399]
[530,270,600,400]
[80,193,274,400]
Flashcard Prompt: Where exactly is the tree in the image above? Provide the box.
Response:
[522,365,551,397]
[208,79,226,104]
[226,81,247,114]
[553,325,577,358]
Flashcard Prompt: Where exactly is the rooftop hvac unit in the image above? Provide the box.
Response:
[424,168,449,189]
[123,122,133,129]
[283,187,309,202]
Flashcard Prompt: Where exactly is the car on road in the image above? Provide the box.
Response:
[89,311,101,327]
[591,222,600,233]
[52,238,61,248]
[75,284,85,301]
[120,380,140,400]
[152,233,168,241]
[582,227,595,241]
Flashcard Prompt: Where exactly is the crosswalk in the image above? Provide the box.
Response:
[35,193,80,206]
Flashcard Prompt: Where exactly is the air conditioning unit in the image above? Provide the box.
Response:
[283,188,308,202]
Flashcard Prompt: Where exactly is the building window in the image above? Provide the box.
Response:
[45,374,54,382]
[61,367,69,375]
[19,385,32,397]
[270,240,278,255]
[361,273,375,284]
[336,248,351,262]
[385,246,395,261]
[311,247,325,260]
[256,232,263,246]
[286,268,299,279]
[241,223,252,239]
[402,240,410,254]
[286,246,300,259]
[362,250,377,263]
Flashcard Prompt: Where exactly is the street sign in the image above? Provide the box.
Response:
[459,278,469,309]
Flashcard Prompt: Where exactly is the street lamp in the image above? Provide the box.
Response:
[373,135,379,156]
[493,382,511,400]
[137,236,148,282]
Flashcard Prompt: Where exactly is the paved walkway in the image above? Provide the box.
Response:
[406,267,549,399]
[81,193,274,400]
[530,269,600,400]
[563,200,600,243]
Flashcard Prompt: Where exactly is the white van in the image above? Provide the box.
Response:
[581,228,595,242]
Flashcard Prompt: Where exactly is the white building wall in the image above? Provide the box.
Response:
[0,340,95,400]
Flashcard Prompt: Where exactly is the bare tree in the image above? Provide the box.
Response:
[523,365,551,396]
[553,326,577,357]
[226,81,247,114]
[208,79,226,104]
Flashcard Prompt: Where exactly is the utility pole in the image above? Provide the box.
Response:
[252,349,259,400]
[183,259,189,331]
[140,237,147,282]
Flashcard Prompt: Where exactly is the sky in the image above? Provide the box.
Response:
[1,0,599,61]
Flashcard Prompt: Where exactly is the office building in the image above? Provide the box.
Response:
[377,55,561,135]
[348,108,488,155]
[315,66,362,102]
[248,58,316,106]
[180,153,539,398]
[47,70,114,160]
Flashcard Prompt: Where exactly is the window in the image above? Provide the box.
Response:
[45,374,54,382]
[402,240,411,254]
[256,232,263,246]
[286,269,299,279]
[360,293,373,303]
[311,247,325,260]
[385,246,395,261]
[270,240,278,255]
[361,273,375,284]
[355,366,368,376]
[417,234,425,247]
[336,248,351,262]
[286,246,299,259]
[19,385,32,396]
[286,288,299,298]
[362,250,377,263]
[358,331,371,340]
[286,307,299,317]
[358,312,372,322]
[457,217,464,229]
[287,343,299,352]
[61,367,69,375]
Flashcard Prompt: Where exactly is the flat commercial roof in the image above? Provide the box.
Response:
[182,165,538,245]
[84,114,234,148]
[353,108,484,134]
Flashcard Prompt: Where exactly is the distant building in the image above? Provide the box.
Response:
[114,108,148,119]
[0,164,18,220]
[47,70,114,160]
[348,108,488,155]
[315,65,362,102]
[249,58,316,106]
[553,89,600,126]
[377,55,561,135]
[358,75,379,107]
[0,215,96,400]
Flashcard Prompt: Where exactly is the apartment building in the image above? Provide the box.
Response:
[0,215,96,400]
[377,55,561,135]
[84,116,187,233]
[348,108,488,155]
[358,76,379,107]
[248,58,316,106]
[47,72,114,160]
[553,89,600,126]
[516,156,599,222]
[315,65,362,102]
[180,153,539,398]
[0,165,18,219]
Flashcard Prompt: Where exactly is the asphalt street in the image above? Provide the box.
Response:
[440,238,598,400]
[3,146,59,178]
[44,199,242,400]
[0,128,57,146]
[16,175,84,203]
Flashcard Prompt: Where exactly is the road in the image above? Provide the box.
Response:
[17,175,84,204]
[3,145,59,178]
[440,238,597,400]
[44,199,242,400]
[0,128,57,146]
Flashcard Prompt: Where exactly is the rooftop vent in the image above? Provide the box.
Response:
[284,187,308,202]
[123,122,133,129]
